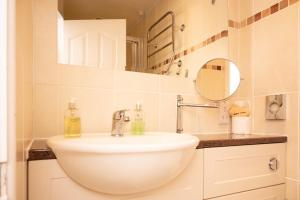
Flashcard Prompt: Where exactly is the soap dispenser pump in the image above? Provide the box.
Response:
[64,98,81,137]
[131,101,145,135]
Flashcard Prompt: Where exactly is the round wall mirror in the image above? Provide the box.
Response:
[195,58,241,101]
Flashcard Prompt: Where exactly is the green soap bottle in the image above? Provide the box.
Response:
[64,99,81,138]
[131,102,145,135]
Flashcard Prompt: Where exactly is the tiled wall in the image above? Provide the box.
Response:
[32,0,237,139]
[229,0,300,199]
[16,0,33,199]
[31,0,300,198]
[35,66,232,138]
[131,0,229,77]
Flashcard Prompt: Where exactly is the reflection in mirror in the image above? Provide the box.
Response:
[57,0,229,77]
[195,58,240,101]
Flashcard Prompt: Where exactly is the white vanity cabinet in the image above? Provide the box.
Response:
[211,185,285,200]
[28,142,286,200]
[28,151,204,200]
[203,143,286,199]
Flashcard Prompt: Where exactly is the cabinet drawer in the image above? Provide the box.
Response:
[204,143,286,199]
[211,184,285,200]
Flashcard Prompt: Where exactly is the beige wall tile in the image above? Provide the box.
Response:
[60,64,114,89]
[228,28,239,63]
[114,71,159,92]
[185,39,229,80]
[253,6,298,95]
[159,75,196,95]
[16,0,34,199]
[253,93,299,179]
[181,95,229,133]
[229,26,253,99]
[59,87,114,134]
[184,0,228,48]
[229,0,253,21]
[237,27,253,98]
[158,94,230,134]
[239,0,253,20]
[34,85,59,138]
[228,0,239,21]
[16,161,26,200]
[158,94,178,132]
[114,91,159,132]
[33,0,59,84]
[286,178,298,200]
[24,83,33,141]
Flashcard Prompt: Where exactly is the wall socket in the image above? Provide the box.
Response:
[219,102,229,125]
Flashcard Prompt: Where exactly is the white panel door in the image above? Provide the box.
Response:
[63,19,126,69]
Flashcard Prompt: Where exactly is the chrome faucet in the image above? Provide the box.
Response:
[111,109,130,137]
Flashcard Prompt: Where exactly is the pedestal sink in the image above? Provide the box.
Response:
[47,132,199,195]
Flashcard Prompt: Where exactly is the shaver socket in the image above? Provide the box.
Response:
[265,94,286,120]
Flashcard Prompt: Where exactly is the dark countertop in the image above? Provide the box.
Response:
[27,134,287,161]
[195,134,287,149]
[28,139,56,161]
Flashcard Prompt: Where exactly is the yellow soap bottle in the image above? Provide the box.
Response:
[131,102,145,135]
[64,99,81,138]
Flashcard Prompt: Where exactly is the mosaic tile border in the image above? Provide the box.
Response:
[150,30,228,71]
[202,64,223,71]
[229,0,298,29]
[150,0,299,72]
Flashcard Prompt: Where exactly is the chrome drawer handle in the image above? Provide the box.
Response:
[269,157,278,171]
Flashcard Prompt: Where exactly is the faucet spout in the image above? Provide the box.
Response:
[111,109,130,137]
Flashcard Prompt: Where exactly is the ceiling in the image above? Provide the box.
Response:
[61,0,161,33]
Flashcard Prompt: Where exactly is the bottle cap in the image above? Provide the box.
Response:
[136,101,142,110]
[69,98,77,109]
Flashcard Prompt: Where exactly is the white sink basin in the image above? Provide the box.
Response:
[47,132,199,195]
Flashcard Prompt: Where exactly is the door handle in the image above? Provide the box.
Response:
[269,157,279,171]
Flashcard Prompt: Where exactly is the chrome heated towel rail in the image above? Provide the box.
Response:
[147,11,175,70]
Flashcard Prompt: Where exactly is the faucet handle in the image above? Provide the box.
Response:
[112,109,130,120]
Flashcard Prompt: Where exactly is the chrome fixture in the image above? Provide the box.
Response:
[111,109,130,137]
[176,95,219,133]
[180,24,185,32]
[269,157,279,171]
[265,94,286,120]
[147,11,175,74]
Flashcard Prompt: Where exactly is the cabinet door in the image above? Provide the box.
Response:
[212,184,285,200]
[204,143,286,199]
